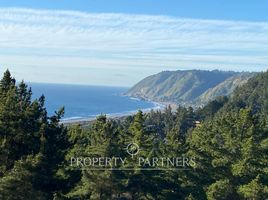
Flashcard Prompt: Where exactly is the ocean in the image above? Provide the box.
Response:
[29,83,160,121]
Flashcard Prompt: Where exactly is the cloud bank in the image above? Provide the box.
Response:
[0,8,267,86]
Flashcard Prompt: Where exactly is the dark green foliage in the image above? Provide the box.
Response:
[196,96,228,120]
[206,179,234,200]
[0,155,47,200]
[224,70,268,116]
[0,69,15,92]
[1,69,267,200]
[63,108,197,199]
[187,71,268,199]
[0,70,70,199]
[65,115,117,199]
[188,108,268,199]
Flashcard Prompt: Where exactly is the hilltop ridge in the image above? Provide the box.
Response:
[126,69,255,107]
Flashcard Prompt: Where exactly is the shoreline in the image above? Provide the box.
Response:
[61,100,166,125]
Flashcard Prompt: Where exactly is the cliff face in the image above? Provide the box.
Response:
[125,70,254,107]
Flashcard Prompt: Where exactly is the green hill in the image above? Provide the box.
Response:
[223,70,268,115]
[126,69,254,107]
[188,70,268,199]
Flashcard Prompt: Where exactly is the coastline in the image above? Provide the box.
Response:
[61,100,166,125]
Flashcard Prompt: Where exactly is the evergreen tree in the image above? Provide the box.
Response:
[187,108,268,199]
[66,115,116,199]
[0,70,70,199]
[0,69,15,92]
[0,155,47,200]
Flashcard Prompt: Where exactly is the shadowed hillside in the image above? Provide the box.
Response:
[126,70,254,107]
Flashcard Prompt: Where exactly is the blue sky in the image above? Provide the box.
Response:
[1,0,268,21]
[0,1,267,86]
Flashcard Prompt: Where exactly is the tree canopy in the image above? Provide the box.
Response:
[0,69,267,200]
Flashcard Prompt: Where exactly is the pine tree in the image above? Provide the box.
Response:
[0,69,15,92]
[238,175,268,199]
[206,179,234,200]
[0,70,70,199]
[0,155,47,200]
[67,115,116,199]
[187,108,268,199]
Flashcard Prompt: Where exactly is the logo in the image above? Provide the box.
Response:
[70,142,196,170]
[126,142,139,157]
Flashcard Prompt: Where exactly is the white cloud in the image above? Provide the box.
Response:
[0,8,267,86]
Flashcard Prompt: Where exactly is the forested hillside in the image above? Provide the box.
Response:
[0,69,267,200]
[126,70,254,107]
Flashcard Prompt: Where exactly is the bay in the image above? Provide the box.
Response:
[29,83,159,121]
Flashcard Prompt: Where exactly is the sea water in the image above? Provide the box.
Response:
[29,83,159,121]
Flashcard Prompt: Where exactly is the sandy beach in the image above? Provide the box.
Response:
[61,101,167,125]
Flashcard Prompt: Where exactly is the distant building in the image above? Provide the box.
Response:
[195,121,201,127]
